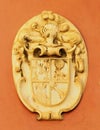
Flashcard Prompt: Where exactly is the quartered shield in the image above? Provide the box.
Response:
[31,58,70,106]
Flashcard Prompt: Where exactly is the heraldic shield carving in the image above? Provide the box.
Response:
[12,11,88,120]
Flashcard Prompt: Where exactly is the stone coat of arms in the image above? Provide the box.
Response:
[12,11,88,120]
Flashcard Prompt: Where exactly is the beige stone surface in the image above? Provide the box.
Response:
[12,11,88,120]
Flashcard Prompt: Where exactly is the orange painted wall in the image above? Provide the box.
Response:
[0,0,100,130]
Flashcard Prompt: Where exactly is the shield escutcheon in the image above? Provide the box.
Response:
[31,58,70,107]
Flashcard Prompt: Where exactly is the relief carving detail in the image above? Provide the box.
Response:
[12,11,88,120]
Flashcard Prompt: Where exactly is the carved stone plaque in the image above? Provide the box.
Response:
[12,11,88,120]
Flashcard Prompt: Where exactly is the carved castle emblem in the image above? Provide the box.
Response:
[12,11,88,120]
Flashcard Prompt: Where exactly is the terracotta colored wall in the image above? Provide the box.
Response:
[0,0,100,130]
